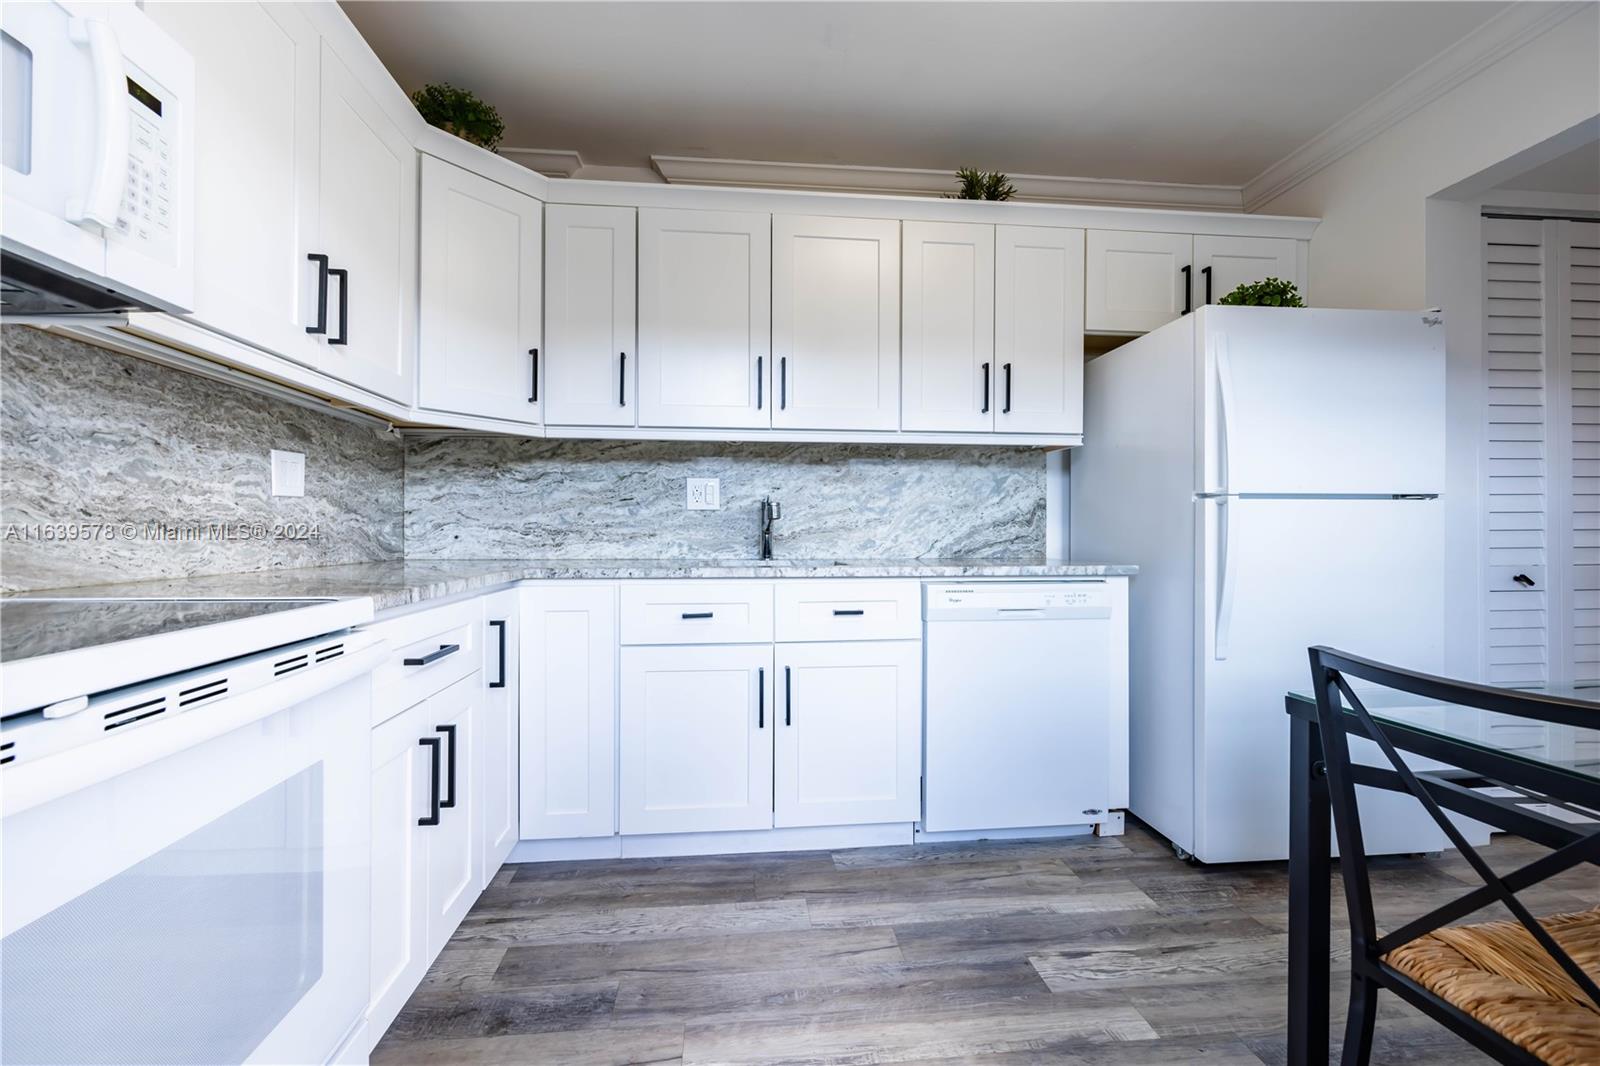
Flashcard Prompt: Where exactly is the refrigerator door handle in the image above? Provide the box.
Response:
[1214,334,1237,494]
[1214,497,1237,661]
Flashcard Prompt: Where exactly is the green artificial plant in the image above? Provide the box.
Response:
[411,83,506,152]
[1217,277,1305,308]
[950,168,1018,201]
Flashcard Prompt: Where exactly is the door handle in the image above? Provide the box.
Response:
[756,356,763,410]
[404,643,459,667]
[1202,265,1213,305]
[780,357,787,410]
[1002,363,1013,415]
[619,352,627,406]
[758,666,765,729]
[66,16,127,229]
[488,619,507,688]
[785,666,792,726]
[1181,265,1193,315]
[328,268,349,346]
[436,723,457,809]
[981,362,991,414]
[418,736,442,826]
[305,254,330,335]
[528,348,539,403]
[1512,573,1536,588]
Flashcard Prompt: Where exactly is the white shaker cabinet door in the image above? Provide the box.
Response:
[418,156,542,425]
[146,2,319,365]
[420,675,480,960]
[773,641,922,828]
[620,644,774,835]
[1085,230,1193,333]
[1193,235,1301,307]
[313,40,416,404]
[995,225,1084,436]
[544,204,637,427]
[478,589,520,883]
[519,585,618,840]
[902,221,995,432]
[637,208,771,429]
[366,704,429,1043]
[772,215,900,431]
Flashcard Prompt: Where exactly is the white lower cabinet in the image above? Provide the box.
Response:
[773,641,922,827]
[519,585,617,839]
[422,681,478,958]
[620,644,774,835]
[478,590,520,884]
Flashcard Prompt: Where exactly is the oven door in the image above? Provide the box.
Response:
[0,674,372,1066]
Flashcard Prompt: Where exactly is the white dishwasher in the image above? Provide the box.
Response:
[923,581,1126,834]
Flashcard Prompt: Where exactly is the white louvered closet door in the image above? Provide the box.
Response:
[1483,218,1600,690]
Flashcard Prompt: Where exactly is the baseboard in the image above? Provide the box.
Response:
[912,823,1097,844]
[509,822,914,863]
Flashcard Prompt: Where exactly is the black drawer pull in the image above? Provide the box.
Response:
[404,643,459,667]
[833,609,865,616]
[436,723,458,809]
[681,611,714,620]
[418,736,442,826]
[488,620,507,688]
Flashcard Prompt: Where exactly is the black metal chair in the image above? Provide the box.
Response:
[1300,647,1600,1066]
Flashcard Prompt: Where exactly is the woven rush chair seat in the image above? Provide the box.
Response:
[1382,906,1600,1066]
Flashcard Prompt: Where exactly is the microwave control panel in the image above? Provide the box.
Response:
[113,70,173,249]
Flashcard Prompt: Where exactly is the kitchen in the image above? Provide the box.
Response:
[1,3,1598,1065]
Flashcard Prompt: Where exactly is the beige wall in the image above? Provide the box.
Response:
[1255,5,1600,309]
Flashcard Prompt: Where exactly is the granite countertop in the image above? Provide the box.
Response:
[6,558,1138,614]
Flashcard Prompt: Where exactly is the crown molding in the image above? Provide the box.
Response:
[1241,1,1591,212]
[651,156,1245,212]
[499,148,584,178]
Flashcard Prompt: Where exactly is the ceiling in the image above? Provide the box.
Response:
[342,1,1511,188]
[1498,140,1600,195]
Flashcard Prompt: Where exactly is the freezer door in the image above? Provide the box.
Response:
[1198,307,1444,495]
[1195,496,1446,862]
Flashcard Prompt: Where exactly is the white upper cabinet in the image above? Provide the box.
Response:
[312,40,416,403]
[637,208,771,429]
[771,215,900,431]
[902,221,996,432]
[544,204,637,427]
[994,225,1084,436]
[1085,229,1193,333]
[1193,235,1300,307]
[418,156,542,425]
[145,2,319,364]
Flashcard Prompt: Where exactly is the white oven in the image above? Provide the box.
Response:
[0,629,384,1065]
[0,0,193,314]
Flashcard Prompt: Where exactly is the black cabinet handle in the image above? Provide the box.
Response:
[619,352,627,406]
[305,254,329,335]
[1002,363,1013,415]
[681,611,714,620]
[418,736,442,826]
[328,267,349,345]
[1181,265,1192,316]
[1512,573,1536,587]
[981,362,990,413]
[488,620,507,688]
[756,356,763,410]
[784,666,792,726]
[833,608,865,616]
[528,348,539,403]
[780,357,788,410]
[1202,266,1212,306]
[758,666,765,729]
[436,723,458,809]
[404,643,459,667]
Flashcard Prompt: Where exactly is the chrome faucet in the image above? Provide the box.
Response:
[759,496,782,560]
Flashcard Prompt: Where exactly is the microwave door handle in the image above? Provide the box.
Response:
[65,17,128,230]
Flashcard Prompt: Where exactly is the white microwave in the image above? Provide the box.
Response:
[1,1,193,315]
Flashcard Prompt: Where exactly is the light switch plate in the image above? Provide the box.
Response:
[687,477,720,510]
[271,450,305,497]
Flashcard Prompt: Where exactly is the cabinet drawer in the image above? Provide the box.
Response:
[367,599,482,722]
[620,582,773,645]
[775,580,921,642]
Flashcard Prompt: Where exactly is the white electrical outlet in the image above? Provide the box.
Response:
[687,477,721,510]
[270,450,305,497]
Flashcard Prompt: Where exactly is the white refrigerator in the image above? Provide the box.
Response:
[1071,306,1452,863]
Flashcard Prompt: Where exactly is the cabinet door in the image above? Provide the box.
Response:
[519,585,617,840]
[545,204,637,427]
[774,641,921,827]
[637,208,771,429]
[418,156,542,424]
[902,221,995,432]
[1193,235,1300,307]
[478,590,520,885]
[421,675,478,958]
[367,703,428,1039]
[146,2,319,363]
[1085,230,1192,333]
[620,644,773,834]
[772,215,900,431]
[995,225,1084,436]
[314,40,416,403]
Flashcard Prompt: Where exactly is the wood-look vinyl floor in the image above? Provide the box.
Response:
[372,823,1598,1065]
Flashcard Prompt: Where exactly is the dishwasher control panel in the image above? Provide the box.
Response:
[924,581,1113,619]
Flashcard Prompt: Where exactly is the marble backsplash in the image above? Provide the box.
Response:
[1,327,404,592]
[405,437,1046,560]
